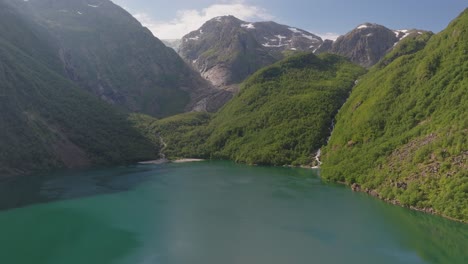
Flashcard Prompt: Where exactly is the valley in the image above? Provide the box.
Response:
[0,0,466,243]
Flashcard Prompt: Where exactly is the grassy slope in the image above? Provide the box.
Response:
[321,9,468,222]
[137,53,365,166]
[203,53,365,165]
[129,112,212,159]
[0,2,158,177]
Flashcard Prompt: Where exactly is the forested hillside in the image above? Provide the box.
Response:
[135,53,365,166]
[0,1,158,177]
[321,9,468,221]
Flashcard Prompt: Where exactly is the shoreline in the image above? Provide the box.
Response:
[138,158,205,165]
[334,181,466,224]
[137,159,465,223]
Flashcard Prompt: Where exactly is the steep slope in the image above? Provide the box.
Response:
[138,53,365,166]
[317,23,428,68]
[179,16,323,93]
[321,10,468,222]
[6,0,215,117]
[0,1,158,177]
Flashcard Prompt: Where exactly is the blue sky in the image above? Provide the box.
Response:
[112,0,467,40]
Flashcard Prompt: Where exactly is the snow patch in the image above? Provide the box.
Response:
[401,33,411,39]
[188,36,200,41]
[366,33,373,37]
[357,24,368,29]
[301,34,320,42]
[393,29,412,40]
[275,35,287,40]
[241,23,255,29]
[262,43,288,48]
[77,11,83,15]
[290,48,297,50]
[289,27,301,33]
[87,4,99,8]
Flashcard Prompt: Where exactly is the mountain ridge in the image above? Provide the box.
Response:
[0,0,159,177]
[178,16,324,101]
[5,0,217,117]
[316,22,429,67]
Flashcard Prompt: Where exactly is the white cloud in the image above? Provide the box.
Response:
[315,32,341,41]
[133,1,273,39]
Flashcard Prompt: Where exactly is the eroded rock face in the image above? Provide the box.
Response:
[7,0,217,117]
[179,16,323,90]
[317,23,428,68]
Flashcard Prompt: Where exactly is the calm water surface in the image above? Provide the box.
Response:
[0,161,466,264]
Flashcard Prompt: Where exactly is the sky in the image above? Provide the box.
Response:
[111,0,467,40]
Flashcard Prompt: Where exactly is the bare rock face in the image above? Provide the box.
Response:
[7,0,217,117]
[317,23,428,68]
[179,16,323,92]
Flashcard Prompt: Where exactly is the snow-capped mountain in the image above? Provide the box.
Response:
[316,23,429,67]
[179,16,323,91]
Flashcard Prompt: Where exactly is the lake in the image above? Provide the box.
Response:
[0,161,466,264]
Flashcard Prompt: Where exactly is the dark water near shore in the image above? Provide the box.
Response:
[0,161,466,264]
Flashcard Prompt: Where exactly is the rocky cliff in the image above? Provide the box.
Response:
[6,0,217,117]
[317,23,428,68]
[0,0,159,177]
[179,16,323,95]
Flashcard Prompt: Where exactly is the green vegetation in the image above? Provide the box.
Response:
[136,53,365,166]
[321,9,468,222]
[202,53,365,165]
[7,0,203,118]
[129,112,212,159]
[0,2,158,177]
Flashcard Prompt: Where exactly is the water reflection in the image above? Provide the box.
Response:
[0,165,167,211]
[0,162,466,264]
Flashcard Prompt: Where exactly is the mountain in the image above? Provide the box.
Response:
[0,0,159,177]
[178,16,323,96]
[317,23,429,68]
[5,0,215,117]
[321,9,468,222]
[136,53,365,166]
[162,39,182,51]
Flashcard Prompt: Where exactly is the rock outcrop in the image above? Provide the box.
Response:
[317,23,428,68]
[178,15,323,107]
[6,0,217,117]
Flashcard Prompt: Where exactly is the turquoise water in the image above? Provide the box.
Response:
[0,161,466,264]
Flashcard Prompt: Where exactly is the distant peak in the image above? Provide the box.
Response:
[211,15,242,22]
[355,23,380,30]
